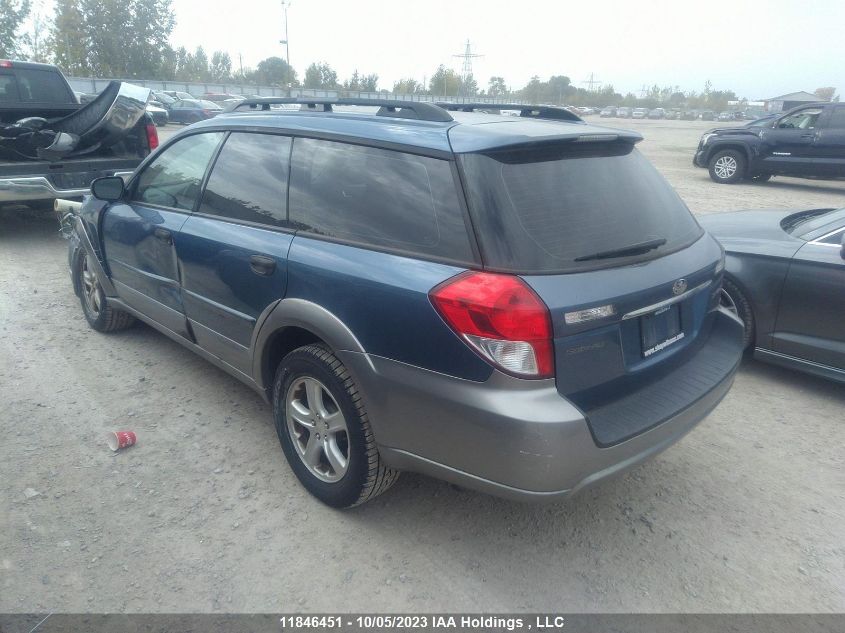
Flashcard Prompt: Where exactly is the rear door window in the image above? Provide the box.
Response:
[827,107,845,129]
[199,132,291,227]
[289,138,475,264]
[132,132,224,210]
[459,143,703,273]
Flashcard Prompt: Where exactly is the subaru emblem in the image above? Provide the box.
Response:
[672,279,688,296]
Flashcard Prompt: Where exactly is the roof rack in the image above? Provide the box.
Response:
[435,102,582,122]
[225,97,454,123]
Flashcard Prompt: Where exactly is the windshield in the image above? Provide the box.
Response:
[459,143,703,273]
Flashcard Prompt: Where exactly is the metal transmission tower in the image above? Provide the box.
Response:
[452,40,483,96]
[581,73,602,91]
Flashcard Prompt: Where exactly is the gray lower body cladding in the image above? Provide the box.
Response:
[341,309,743,501]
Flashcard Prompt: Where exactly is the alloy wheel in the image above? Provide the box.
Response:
[713,155,738,180]
[285,377,350,483]
[80,254,102,317]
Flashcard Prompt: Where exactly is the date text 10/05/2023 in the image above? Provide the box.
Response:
[278,615,567,630]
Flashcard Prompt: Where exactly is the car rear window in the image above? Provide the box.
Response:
[289,138,476,265]
[12,69,74,103]
[459,142,703,273]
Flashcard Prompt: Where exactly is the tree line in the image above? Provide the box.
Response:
[1,0,839,109]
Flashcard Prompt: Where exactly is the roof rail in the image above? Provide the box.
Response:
[435,102,583,122]
[225,97,454,123]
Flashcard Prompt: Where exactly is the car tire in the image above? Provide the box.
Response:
[74,249,135,333]
[708,149,746,184]
[750,173,772,182]
[720,278,754,349]
[273,344,399,508]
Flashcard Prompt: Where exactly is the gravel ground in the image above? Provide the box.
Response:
[1,119,844,614]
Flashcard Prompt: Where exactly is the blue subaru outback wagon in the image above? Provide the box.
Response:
[63,98,744,507]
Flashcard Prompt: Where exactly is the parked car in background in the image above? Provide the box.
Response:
[694,101,845,183]
[162,90,195,101]
[600,106,617,118]
[701,208,845,382]
[680,110,698,120]
[202,93,245,105]
[718,111,734,121]
[665,109,681,120]
[632,107,649,119]
[59,97,742,507]
[699,110,716,121]
[167,99,222,124]
[146,102,169,126]
[152,91,177,108]
[617,106,632,118]
[648,108,666,119]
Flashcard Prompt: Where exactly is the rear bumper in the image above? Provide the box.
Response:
[342,308,743,502]
[0,170,135,204]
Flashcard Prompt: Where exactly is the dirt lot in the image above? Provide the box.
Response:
[1,119,844,614]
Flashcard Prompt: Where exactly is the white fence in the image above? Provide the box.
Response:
[66,77,525,104]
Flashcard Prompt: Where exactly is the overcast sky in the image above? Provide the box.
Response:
[168,0,843,98]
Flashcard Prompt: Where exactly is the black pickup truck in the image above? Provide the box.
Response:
[694,102,845,184]
[1,60,156,209]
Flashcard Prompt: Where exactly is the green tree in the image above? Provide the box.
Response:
[343,70,378,91]
[303,61,338,89]
[392,78,422,94]
[50,0,87,73]
[191,46,209,81]
[429,65,460,96]
[77,0,175,78]
[487,76,508,97]
[254,56,297,86]
[0,0,31,58]
[209,50,232,82]
[458,73,478,96]
[814,87,839,102]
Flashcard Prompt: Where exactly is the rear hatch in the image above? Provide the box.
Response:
[459,140,730,446]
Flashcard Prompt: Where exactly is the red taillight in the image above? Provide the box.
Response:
[430,272,554,378]
[145,123,159,150]
[0,60,12,68]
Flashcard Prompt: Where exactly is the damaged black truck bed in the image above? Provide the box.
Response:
[0,60,155,208]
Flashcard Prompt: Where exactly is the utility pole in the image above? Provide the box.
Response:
[581,73,601,92]
[279,0,291,92]
[452,40,483,97]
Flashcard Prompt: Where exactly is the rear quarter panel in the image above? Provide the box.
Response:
[284,236,493,381]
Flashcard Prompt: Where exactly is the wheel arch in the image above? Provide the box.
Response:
[252,298,367,400]
[707,142,753,168]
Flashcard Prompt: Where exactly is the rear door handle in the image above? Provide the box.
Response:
[154,227,172,243]
[800,133,816,139]
[250,254,276,276]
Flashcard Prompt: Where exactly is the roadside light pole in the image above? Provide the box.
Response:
[279,1,291,75]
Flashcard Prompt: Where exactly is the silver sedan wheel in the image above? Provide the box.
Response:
[714,155,738,180]
[285,377,349,483]
[80,253,102,317]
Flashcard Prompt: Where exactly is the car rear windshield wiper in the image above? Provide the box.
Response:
[574,238,667,262]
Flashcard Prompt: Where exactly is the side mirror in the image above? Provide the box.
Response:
[91,176,125,202]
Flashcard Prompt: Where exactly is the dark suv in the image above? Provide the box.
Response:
[694,102,845,183]
[63,98,744,507]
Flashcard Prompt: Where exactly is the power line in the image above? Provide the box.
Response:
[452,39,483,85]
[581,72,601,91]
